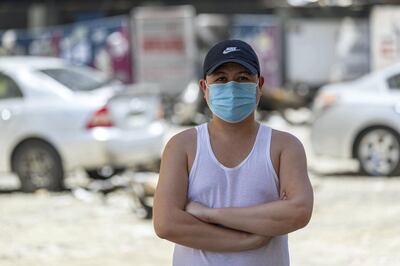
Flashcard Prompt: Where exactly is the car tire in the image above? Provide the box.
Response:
[355,128,400,176]
[12,140,64,192]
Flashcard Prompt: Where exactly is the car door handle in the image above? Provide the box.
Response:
[0,108,12,121]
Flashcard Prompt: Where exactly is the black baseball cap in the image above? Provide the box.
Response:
[203,39,260,77]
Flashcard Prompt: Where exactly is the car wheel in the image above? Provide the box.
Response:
[12,140,64,192]
[86,167,125,180]
[356,128,400,176]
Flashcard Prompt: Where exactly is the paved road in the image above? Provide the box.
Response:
[1,117,399,266]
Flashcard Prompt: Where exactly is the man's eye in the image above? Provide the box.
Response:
[215,77,227,82]
[237,76,249,81]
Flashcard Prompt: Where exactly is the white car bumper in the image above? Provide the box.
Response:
[105,121,166,167]
[311,107,354,159]
[58,121,166,171]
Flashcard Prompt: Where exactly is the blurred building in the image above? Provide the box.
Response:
[1,0,399,30]
[1,0,400,93]
[0,0,275,30]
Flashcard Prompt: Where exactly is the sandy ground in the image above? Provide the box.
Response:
[1,117,400,266]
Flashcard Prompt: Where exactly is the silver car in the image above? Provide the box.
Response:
[0,57,166,191]
[311,63,400,176]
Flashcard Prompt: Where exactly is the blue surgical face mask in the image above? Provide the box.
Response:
[207,81,258,123]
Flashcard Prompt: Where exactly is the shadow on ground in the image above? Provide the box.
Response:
[0,188,21,194]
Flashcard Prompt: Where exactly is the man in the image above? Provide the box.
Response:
[153,39,313,266]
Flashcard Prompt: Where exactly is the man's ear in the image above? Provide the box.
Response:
[256,76,264,105]
[199,79,207,98]
[258,76,265,89]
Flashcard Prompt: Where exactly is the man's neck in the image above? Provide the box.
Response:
[208,114,259,138]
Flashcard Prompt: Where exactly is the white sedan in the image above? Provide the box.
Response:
[311,63,400,176]
[0,57,166,192]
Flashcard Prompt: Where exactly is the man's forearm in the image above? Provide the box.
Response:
[154,208,270,252]
[205,199,312,237]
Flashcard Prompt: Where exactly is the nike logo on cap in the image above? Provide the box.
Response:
[223,47,240,54]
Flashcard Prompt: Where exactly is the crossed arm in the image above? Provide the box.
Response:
[153,130,313,252]
[186,134,313,237]
[153,131,270,252]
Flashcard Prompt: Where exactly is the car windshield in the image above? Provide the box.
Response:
[39,66,115,91]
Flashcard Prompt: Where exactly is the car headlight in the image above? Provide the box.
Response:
[313,91,338,112]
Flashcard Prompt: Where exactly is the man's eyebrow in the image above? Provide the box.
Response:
[209,71,226,76]
[238,71,252,75]
[210,70,251,76]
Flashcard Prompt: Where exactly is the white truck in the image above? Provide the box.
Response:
[371,6,400,71]
[131,5,197,96]
[286,17,369,88]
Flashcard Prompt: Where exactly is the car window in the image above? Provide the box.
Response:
[387,74,400,90]
[0,72,23,99]
[39,66,114,92]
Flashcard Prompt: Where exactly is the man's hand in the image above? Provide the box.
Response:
[186,193,287,224]
[186,201,272,248]
[186,202,212,223]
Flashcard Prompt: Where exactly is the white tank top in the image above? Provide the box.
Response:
[173,123,290,266]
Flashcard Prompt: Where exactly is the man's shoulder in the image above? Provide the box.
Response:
[165,127,197,153]
[271,128,304,152]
